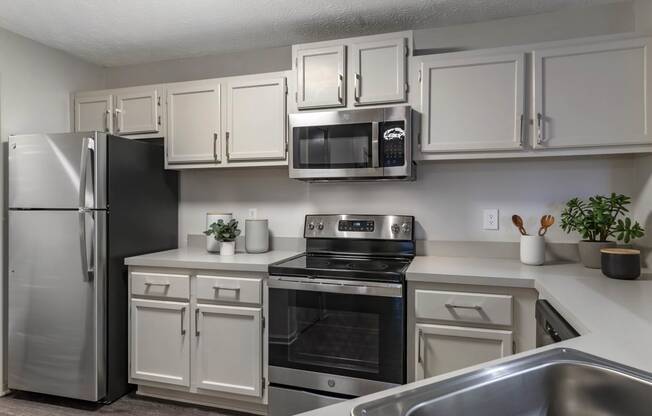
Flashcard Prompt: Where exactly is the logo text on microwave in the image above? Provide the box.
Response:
[383,127,405,141]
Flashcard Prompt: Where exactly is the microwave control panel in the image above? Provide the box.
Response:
[380,121,406,167]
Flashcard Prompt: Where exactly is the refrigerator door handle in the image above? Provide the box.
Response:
[79,209,94,282]
[79,136,95,209]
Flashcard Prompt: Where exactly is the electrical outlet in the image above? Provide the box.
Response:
[248,208,258,219]
[483,209,499,230]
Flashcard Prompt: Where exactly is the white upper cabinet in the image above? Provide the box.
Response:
[420,52,526,152]
[533,37,652,149]
[166,81,221,164]
[296,45,346,109]
[115,87,161,135]
[75,93,113,133]
[193,304,263,397]
[226,77,287,161]
[130,299,190,387]
[352,38,407,105]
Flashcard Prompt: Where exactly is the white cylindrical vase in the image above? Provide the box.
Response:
[245,219,269,253]
[520,235,545,266]
[206,212,232,253]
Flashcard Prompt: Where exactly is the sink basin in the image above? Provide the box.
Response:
[352,349,652,416]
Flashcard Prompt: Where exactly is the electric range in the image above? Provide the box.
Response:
[267,214,415,416]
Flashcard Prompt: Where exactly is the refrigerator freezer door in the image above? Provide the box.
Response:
[8,132,107,209]
[8,209,106,401]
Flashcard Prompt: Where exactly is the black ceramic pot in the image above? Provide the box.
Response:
[600,248,641,280]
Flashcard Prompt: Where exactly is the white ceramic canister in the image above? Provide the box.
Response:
[245,219,269,253]
[206,212,233,253]
[520,235,545,266]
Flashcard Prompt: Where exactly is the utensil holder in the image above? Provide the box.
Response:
[520,235,545,266]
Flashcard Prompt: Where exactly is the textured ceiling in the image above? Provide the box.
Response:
[0,0,623,67]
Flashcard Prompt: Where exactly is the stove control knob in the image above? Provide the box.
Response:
[317,222,324,230]
[308,222,315,230]
[391,223,400,234]
[401,223,411,233]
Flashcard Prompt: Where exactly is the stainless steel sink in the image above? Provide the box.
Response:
[352,349,652,416]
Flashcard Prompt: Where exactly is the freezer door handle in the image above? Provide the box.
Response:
[78,209,94,282]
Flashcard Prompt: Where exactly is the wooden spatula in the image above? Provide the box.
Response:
[538,215,555,236]
[512,215,528,236]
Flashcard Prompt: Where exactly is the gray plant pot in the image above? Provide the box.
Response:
[578,240,617,269]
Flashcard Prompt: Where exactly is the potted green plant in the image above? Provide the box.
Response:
[560,193,644,268]
[204,219,241,256]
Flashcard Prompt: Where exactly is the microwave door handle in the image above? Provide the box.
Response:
[372,122,380,168]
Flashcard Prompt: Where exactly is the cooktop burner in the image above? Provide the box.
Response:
[269,253,411,283]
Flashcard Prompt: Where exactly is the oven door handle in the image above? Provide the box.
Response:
[268,276,403,298]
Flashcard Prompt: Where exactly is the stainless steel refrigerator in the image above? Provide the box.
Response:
[8,132,178,402]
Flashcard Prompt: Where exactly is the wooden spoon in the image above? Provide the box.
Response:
[538,215,555,236]
[511,215,527,236]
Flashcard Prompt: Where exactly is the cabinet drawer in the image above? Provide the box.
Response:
[415,290,513,326]
[131,271,190,299]
[196,275,262,304]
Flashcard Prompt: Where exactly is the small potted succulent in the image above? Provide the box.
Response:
[560,193,644,268]
[204,219,241,256]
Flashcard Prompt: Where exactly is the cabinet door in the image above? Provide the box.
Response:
[193,304,263,397]
[415,324,512,380]
[533,37,652,149]
[226,77,286,161]
[130,299,190,386]
[115,87,161,135]
[352,38,407,105]
[166,81,221,164]
[420,53,526,152]
[297,45,346,109]
[75,93,113,133]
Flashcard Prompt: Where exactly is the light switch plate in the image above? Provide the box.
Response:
[483,209,499,230]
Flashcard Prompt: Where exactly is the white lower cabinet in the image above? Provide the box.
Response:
[194,304,263,397]
[129,267,267,412]
[130,299,190,387]
[415,323,513,380]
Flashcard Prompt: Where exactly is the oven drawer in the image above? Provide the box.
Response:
[196,274,262,304]
[131,271,190,299]
[415,290,513,326]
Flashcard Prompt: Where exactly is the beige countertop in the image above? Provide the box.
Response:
[124,247,300,272]
[299,256,652,416]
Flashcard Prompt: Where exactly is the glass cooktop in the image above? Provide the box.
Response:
[268,253,412,282]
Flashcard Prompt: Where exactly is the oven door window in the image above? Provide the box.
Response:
[293,123,373,169]
[269,287,404,384]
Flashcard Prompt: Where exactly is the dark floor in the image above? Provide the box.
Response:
[0,391,245,416]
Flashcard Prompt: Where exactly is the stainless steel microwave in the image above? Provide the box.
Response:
[289,106,415,181]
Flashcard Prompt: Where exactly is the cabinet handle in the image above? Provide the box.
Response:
[418,329,423,364]
[180,307,186,335]
[213,132,218,161]
[519,114,525,146]
[114,108,122,133]
[444,303,482,310]
[226,131,230,161]
[354,73,361,102]
[536,112,544,145]
[195,308,200,336]
[104,110,110,132]
[157,115,161,126]
[337,73,343,103]
[144,281,170,287]
[213,286,240,292]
